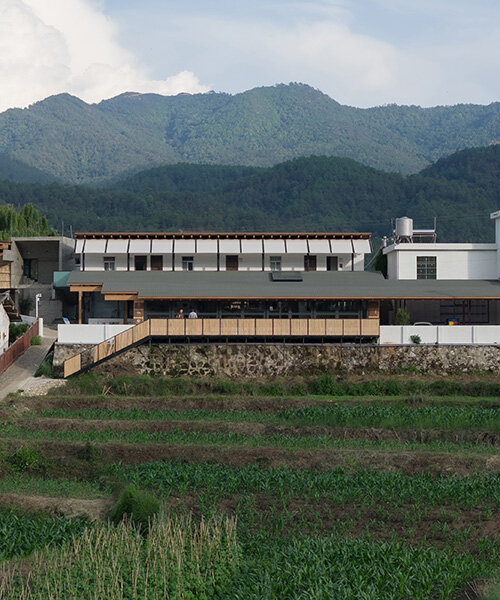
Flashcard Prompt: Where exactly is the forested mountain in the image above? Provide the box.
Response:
[0,154,57,184]
[0,146,498,243]
[0,84,498,184]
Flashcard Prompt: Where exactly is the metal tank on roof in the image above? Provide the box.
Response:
[394,217,413,240]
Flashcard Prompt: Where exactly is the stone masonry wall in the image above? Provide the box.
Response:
[53,342,500,377]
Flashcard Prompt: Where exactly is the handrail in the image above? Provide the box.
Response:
[62,317,379,378]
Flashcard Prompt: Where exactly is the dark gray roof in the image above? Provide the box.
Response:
[68,270,500,300]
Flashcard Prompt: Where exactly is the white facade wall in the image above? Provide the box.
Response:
[235,254,262,271]
[81,248,366,273]
[85,253,128,271]
[384,244,497,280]
[0,304,9,354]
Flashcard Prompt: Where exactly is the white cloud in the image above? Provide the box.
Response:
[0,0,208,113]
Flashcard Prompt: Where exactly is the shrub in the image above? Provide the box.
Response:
[110,485,159,531]
[410,334,421,344]
[35,353,57,378]
[395,307,411,325]
[7,446,42,473]
[30,335,42,346]
[9,323,28,343]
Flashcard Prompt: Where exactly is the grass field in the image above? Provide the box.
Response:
[0,374,498,599]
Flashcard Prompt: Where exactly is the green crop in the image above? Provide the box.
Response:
[0,475,110,499]
[226,534,500,600]
[0,508,87,560]
[109,462,500,508]
[1,423,495,455]
[38,404,500,430]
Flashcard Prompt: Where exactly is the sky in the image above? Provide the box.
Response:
[0,0,499,112]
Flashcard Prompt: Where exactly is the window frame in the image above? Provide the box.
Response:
[416,256,437,280]
[270,256,282,272]
[182,256,194,271]
[103,256,116,271]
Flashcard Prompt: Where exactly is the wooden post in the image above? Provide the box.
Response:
[124,300,128,324]
[133,300,145,324]
[78,291,82,324]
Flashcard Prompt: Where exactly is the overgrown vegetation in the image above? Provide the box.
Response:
[110,485,159,532]
[60,372,500,398]
[0,514,238,599]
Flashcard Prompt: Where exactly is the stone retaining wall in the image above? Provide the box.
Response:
[53,342,500,377]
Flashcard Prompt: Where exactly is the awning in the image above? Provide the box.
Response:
[353,239,372,254]
[84,239,106,253]
[241,239,263,253]
[219,239,241,254]
[129,239,151,253]
[151,239,173,253]
[106,239,129,253]
[196,239,218,253]
[330,240,353,253]
[263,239,286,253]
[174,239,196,253]
[307,239,331,254]
[285,239,308,253]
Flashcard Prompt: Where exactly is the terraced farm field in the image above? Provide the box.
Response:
[0,374,499,599]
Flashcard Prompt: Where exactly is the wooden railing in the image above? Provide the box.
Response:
[0,320,39,374]
[63,318,379,378]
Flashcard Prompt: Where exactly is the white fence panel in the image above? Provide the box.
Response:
[380,325,500,345]
[438,326,473,344]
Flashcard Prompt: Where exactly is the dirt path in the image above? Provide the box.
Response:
[0,492,112,520]
[15,416,500,446]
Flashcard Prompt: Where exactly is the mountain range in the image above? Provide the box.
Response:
[0,83,498,185]
[0,145,498,243]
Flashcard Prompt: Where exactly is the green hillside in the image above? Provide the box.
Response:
[0,84,498,184]
[0,154,57,184]
[0,146,498,242]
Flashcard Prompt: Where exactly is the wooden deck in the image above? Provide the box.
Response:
[63,317,379,377]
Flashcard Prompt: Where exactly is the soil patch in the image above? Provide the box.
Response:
[17,417,500,446]
[0,493,112,520]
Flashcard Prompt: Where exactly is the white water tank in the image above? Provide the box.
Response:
[395,217,413,239]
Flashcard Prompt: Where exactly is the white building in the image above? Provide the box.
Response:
[75,232,371,274]
[384,212,500,281]
[382,212,500,325]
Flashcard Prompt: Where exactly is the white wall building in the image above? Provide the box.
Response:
[75,233,371,274]
[384,212,500,281]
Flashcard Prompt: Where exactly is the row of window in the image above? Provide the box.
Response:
[103,255,341,272]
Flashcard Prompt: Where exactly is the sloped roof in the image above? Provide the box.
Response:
[68,270,500,300]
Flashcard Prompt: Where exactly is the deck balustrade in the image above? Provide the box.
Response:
[63,317,379,377]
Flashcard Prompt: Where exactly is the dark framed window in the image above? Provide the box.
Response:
[225,255,238,271]
[182,256,194,271]
[103,256,115,271]
[134,255,147,271]
[326,256,338,271]
[270,256,281,272]
[416,256,436,279]
[304,255,317,271]
[151,255,163,271]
